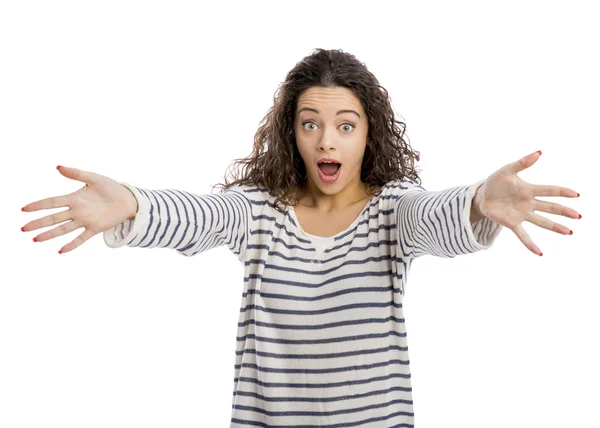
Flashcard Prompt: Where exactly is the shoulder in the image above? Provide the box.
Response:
[380,179,426,198]
[223,183,275,206]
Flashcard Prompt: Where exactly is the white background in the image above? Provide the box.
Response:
[2,1,597,427]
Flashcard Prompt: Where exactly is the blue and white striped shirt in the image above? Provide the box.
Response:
[104,178,503,427]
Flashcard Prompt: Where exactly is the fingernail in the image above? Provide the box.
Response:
[577,193,580,197]
[21,227,25,232]
[537,150,542,155]
[58,250,62,254]
[21,207,25,211]
[539,252,543,256]
[569,230,573,235]
[578,214,582,219]
[57,165,62,170]
[33,237,37,242]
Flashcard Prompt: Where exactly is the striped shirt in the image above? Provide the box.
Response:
[104,178,503,427]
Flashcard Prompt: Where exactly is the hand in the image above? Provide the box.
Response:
[21,166,139,254]
[474,150,581,256]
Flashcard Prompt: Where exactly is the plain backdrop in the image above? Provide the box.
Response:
[2,1,597,427]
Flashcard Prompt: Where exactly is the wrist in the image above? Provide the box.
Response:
[122,185,138,220]
[471,184,485,223]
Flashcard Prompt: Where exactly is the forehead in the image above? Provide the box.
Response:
[297,86,363,115]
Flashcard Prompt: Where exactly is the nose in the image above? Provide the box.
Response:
[318,128,338,152]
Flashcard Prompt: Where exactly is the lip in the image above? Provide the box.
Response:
[316,157,341,165]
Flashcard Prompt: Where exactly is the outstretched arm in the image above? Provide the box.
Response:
[20,166,251,261]
[397,151,581,260]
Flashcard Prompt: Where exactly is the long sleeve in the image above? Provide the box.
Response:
[103,182,251,262]
[395,178,503,259]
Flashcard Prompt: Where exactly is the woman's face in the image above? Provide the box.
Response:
[293,86,369,197]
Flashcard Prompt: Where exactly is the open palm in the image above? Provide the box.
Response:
[476,150,581,256]
[21,166,138,254]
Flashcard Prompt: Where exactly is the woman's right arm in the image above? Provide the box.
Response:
[21,166,250,261]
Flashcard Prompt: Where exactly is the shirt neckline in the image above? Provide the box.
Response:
[288,188,383,251]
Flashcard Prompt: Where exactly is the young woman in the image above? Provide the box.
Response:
[21,48,581,427]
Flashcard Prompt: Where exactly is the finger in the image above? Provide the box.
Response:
[532,184,579,198]
[57,165,102,186]
[532,199,581,219]
[526,212,572,235]
[22,208,71,232]
[22,194,71,212]
[33,220,81,243]
[58,228,96,254]
[511,223,542,256]
[506,150,541,175]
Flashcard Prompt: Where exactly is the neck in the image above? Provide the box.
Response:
[295,179,370,213]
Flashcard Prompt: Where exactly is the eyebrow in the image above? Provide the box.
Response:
[297,107,361,119]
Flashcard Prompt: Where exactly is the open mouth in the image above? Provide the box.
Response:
[317,162,341,176]
[316,160,342,183]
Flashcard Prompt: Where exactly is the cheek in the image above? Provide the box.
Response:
[349,147,366,165]
[296,138,311,155]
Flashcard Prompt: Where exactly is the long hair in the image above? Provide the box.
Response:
[212,48,422,214]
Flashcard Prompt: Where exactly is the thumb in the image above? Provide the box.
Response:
[56,165,102,186]
[505,150,542,175]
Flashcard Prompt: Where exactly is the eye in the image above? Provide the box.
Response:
[302,121,318,131]
[302,121,355,133]
[340,123,354,133]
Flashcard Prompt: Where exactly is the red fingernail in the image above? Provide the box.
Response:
[537,150,542,155]
[21,207,25,211]
[569,230,573,235]
[577,193,580,197]
[578,214,582,219]
[58,250,62,254]
[57,165,62,170]
[539,252,543,256]
[33,237,37,242]
[21,227,25,232]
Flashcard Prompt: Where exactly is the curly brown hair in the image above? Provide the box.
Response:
[212,48,422,214]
